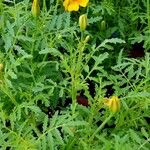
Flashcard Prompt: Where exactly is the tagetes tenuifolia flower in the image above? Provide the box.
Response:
[32,0,40,17]
[104,96,120,113]
[63,0,89,12]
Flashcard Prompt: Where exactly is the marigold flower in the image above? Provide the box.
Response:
[31,0,40,17]
[104,96,120,113]
[63,0,89,12]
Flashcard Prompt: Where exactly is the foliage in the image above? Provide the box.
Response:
[0,0,150,149]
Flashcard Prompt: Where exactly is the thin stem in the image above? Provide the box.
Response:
[147,0,150,28]
[89,113,113,141]
[43,0,47,12]
[70,79,76,114]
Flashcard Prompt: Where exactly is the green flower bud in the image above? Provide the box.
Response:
[100,20,106,31]
[79,14,87,31]
[0,64,3,71]
[84,35,90,43]
[31,0,40,17]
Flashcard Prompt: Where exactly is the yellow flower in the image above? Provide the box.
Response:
[104,96,120,113]
[63,0,89,12]
[31,0,40,17]
[79,14,87,31]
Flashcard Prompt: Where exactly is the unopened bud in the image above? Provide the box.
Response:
[100,20,106,31]
[104,96,120,113]
[84,35,90,43]
[31,0,40,17]
[0,64,4,71]
[79,14,87,31]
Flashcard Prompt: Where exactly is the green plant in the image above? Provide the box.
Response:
[0,0,150,149]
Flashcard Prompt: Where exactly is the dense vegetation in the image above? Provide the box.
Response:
[0,0,150,149]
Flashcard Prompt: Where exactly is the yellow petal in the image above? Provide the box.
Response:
[78,0,89,7]
[68,2,79,11]
[63,0,70,11]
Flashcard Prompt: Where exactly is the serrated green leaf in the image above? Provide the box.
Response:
[43,116,49,133]
[47,133,54,150]
[53,129,64,145]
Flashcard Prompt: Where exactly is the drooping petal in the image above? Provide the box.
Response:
[78,0,89,7]
[67,1,79,11]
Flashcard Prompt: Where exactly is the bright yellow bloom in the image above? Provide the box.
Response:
[31,0,40,17]
[104,96,120,113]
[63,0,89,12]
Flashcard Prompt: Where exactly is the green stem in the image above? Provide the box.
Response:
[70,71,77,114]
[147,0,150,28]
[43,0,47,12]
[89,113,113,141]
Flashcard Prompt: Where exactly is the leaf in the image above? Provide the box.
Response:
[39,48,63,58]
[88,16,102,24]
[117,49,124,65]
[65,121,87,126]
[53,129,64,145]
[17,35,34,42]
[65,12,71,28]
[8,70,17,79]
[63,126,74,137]
[141,127,149,139]
[3,33,12,52]
[59,88,64,98]
[129,129,141,144]
[27,106,41,113]
[47,133,54,150]
[42,136,47,150]
[48,15,57,31]
[43,116,49,133]
[50,111,58,127]
[57,14,63,30]
[84,65,89,73]
[99,38,125,49]
[92,52,109,66]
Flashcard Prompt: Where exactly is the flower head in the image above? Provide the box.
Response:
[63,0,89,12]
[104,96,120,113]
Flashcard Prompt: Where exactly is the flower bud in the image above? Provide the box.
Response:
[79,14,87,31]
[0,63,4,71]
[104,96,120,113]
[84,35,90,43]
[100,20,106,31]
[31,0,40,17]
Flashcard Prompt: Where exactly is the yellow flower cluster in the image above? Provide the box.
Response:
[63,0,89,12]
